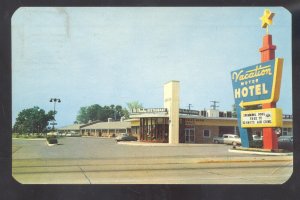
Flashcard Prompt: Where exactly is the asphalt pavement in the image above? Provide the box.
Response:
[12,137,278,160]
[12,137,293,184]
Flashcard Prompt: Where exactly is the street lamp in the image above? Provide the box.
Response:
[49,98,61,131]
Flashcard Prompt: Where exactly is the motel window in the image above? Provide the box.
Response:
[234,126,240,135]
[282,128,293,136]
[203,129,210,138]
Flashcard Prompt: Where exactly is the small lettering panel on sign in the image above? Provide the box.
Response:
[241,108,282,128]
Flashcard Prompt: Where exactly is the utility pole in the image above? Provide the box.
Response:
[188,104,192,115]
[210,101,219,110]
[49,98,61,131]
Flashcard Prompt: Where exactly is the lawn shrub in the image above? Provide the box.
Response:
[46,136,58,144]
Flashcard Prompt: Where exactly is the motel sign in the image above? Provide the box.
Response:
[231,58,283,107]
[231,58,283,147]
[230,9,285,150]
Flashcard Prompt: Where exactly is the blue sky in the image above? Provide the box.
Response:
[12,7,292,127]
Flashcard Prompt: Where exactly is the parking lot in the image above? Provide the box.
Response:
[12,137,293,184]
[13,137,252,160]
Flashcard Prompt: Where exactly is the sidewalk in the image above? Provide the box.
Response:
[117,141,293,161]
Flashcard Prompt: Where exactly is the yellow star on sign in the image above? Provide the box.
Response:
[260,9,275,33]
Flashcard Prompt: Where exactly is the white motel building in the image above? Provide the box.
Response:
[59,80,293,144]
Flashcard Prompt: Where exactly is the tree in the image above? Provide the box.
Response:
[121,101,144,119]
[87,104,101,122]
[126,101,143,113]
[76,104,128,123]
[13,106,54,134]
[115,105,124,120]
[122,108,130,119]
[76,107,89,124]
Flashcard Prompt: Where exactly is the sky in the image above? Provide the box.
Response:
[11,7,292,127]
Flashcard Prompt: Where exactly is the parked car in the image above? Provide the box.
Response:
[66,131,81,137]
[213,136,224,144]
[278,135,293,142]
[252,135,263,141]
[223,134,241,145]
[278,136,293,151]
[213,134,241,145]
[116,133,137,142]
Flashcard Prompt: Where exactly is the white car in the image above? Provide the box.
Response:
[66,131,81,137]
[252,135,263,140]
[223,134,241,145]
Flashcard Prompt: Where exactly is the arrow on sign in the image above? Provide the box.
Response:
[239,101,245,109]
[239,100,265,109]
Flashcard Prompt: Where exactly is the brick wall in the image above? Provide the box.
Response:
[195,126,219,144]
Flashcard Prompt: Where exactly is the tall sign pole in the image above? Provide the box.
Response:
[231,9,283,150]
[259,9,279,150]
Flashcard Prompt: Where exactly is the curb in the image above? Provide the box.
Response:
[229,148,293,156]
[196,156,292,164]
[81,136,112,139]
[117,141,220,147]
[13,138,46,141]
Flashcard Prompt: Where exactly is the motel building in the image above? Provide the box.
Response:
[59,118,132,137]
[58,80,293,144]
[129,80,293,144]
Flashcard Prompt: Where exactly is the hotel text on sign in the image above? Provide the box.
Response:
[231,58,283,107]
[241,108,282,128]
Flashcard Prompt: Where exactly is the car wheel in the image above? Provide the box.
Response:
[232,142,237,146]
[214,140,219,144]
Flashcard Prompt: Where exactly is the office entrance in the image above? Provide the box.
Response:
[184,128,195,143]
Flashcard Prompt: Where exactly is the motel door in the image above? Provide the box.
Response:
[185,128,195,143]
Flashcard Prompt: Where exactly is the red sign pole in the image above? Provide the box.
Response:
[259,34,278,149]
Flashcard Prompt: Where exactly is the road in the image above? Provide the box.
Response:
[12,137,293,184]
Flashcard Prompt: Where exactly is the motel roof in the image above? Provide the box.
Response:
[81,121,131,130]
[58,124,85,131]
